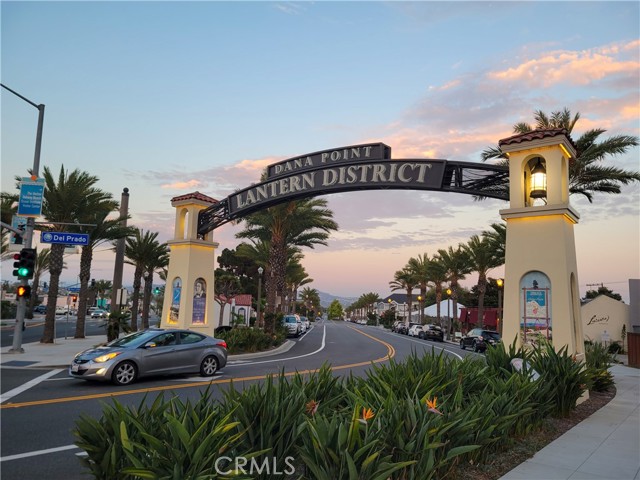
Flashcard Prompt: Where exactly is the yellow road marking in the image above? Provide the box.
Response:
[1,324,395,409]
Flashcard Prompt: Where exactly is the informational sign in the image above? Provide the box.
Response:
[17,177,45,217]
[41,231,90,246]
[67,287,81,293]
[525,289,548,319]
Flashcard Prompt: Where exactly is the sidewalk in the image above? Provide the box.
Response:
[2,336,638,479]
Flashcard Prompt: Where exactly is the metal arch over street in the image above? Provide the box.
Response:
[197,143,509,234]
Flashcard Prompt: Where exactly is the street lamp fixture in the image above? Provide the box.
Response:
[529,157,547,199]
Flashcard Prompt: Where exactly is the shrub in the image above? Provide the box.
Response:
[529,341,590,417]
[1,300,17,320]
[217,326,285,354]
[74,389,258,479]
[585,342,615,392]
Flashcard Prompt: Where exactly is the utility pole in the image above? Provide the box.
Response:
[2,84,45,353]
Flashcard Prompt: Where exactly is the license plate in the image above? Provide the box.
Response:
[71,364,79,372]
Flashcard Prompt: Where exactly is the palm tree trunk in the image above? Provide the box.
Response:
[130,266,142,332]
[27,270,42,320]
[477,273,487,328]
[141,271,152,329]
[41,244,65,343]
[74,245,93,338]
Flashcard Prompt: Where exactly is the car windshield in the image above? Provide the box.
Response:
[108,330,164,348]
[284,317,297,324]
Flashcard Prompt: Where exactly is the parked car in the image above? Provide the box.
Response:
[299,316,310,330]
[34,304,47,314]
[282,314,302,337]
[408,324,423,337]
[391,320,404,333]
[69,328,228,386]
[419,324,444,342]
[55,306,70,315]
[460,328,501,352]
[90,309,109,318]
[399,322,420,335]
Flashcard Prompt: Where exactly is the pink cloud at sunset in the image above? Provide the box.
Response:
[487,41,639,88]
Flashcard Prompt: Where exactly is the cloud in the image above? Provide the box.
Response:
[487,41,640,88]
[161,179,203,189]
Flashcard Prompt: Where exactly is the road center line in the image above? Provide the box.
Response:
[0,368,64,404]
[0,444,79,462]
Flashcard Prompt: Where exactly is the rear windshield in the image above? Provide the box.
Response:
[482,331,501,341]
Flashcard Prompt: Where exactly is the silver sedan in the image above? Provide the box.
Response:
[69,328,227,386]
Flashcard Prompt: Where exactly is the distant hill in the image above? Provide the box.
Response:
[317,291,357,309]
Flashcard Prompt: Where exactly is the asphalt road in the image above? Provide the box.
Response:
[0,320,481,479]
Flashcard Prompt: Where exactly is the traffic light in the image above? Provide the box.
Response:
[13,248,36,279]
[153,287,160,295]
[16,285,32,299]
[71,294,78,303]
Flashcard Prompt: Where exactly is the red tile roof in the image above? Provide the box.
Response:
[499,128,577,153]
[171,191,218,204]
[216,294,253,306]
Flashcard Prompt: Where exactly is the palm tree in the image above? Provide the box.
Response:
[124,229,162,332]
[140,242,169,329]
[74,201,133,338]
[462,235,502,328]
[236,198,338,317]
[482,108,640,202]
[436,245,472,338]
[389,267,417,326]
[287,260,312,314]
[482,221,506,266]
[93,279,112,308]
[298,285,320,316]
[407,253,430,324]
[426,256,448,326]
[27,248,51,318]
[40,166,110,344]
[1,192,19,258]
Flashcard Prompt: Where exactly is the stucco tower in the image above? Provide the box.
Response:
[499,129,585,363]
[160,192,218,337]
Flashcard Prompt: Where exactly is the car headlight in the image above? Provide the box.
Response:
[93,352,122,363]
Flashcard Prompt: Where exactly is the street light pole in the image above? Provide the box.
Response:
[2,84,45,354]
[256,267,263,328]
[446,288,452,341]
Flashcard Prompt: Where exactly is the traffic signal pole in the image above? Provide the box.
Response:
[2,84,45,353]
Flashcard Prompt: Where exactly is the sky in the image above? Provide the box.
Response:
[2,1,639,303]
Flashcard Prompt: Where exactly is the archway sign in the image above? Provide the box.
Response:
[197,143,509,234]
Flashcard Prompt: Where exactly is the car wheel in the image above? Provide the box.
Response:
[460,340,466,350]
[418,332,424,339]
[473,340,480,352]
[200,355,218,377]
[112,361,137,386]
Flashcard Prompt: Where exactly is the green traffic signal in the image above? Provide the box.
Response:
[17,266,30,277]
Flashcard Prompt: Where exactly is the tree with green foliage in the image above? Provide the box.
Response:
[327,299,343,320]
[40,166,112,343]
[583,285,622,302]
[236,198,338,316]
[462,235,502,328]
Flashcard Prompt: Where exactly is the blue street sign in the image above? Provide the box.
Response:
[67,287,81,293]
[17,179,45,217]
[40,231,90,246]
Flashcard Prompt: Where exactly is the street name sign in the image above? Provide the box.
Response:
[41,231,90,246]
